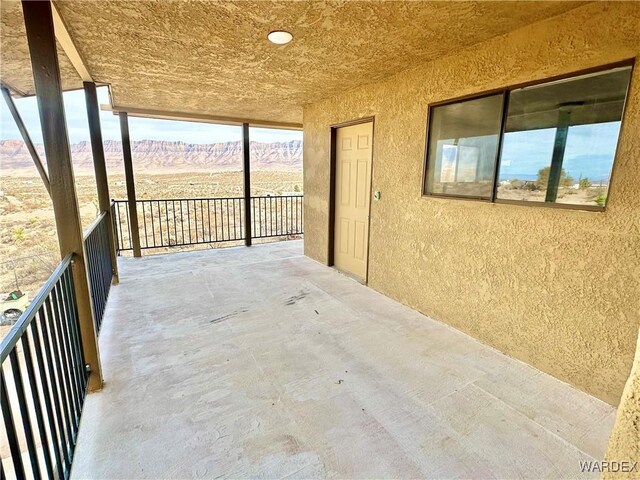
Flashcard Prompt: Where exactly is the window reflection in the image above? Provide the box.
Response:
[425,94,504,199]
[496,67,631,207]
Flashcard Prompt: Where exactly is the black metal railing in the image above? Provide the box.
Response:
[83,213,114,333]
[112,195,303,253]
[250,196,304,239]
[1,254,88,480]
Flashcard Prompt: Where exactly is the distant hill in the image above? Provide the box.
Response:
[0,139,302,174]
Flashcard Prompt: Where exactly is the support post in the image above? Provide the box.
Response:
[242,123,252,246]
[1,85,51,197]
[84,81,119,283]
[545,109,570,203]
[119,112,142,257]
[21,0,102,390]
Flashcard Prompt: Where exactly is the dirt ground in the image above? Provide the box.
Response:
[496,182,608,206]
[0,170,303,341]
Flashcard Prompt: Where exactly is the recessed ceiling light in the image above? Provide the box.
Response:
[268,30,293,45]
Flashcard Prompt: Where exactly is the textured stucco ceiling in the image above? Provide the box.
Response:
[1,0,586,125]
[0,0,82,95]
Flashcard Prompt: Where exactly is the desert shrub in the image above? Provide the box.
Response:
[12,227,26,242]
[537,166,573,188]
[523,182,539,191]
[595,194,606,206]
[579,178,592,189]
[561,175,574,187]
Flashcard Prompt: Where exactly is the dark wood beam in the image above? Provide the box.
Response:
[119,112,142,257]
[243,123,252,246]
[545,109,570,203]
[21,0,102,390]
[102,104,303,130]
[84,81,119,283]
[1,85,51,196]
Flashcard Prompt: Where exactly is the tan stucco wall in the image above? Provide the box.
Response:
[604,328,640,478]
[303,1,640,405]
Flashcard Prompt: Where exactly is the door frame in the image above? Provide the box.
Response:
[328,116,376,283]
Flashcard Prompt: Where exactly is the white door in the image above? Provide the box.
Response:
[334,122,373,280]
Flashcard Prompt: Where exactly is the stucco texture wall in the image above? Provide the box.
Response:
[303,2,640,406]
[604,328,640,478]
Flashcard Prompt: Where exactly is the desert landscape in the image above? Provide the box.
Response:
[0,139,303,337]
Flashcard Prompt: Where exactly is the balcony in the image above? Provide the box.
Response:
[2,1,638,478]
[63,240,614,478]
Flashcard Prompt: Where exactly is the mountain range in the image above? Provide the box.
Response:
[0,139,302,174]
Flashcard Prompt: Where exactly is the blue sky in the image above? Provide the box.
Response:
[498,122,621,182]
[0,86,302,145]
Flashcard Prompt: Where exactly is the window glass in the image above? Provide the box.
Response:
[496,67,631,207]
[424,94,504,198]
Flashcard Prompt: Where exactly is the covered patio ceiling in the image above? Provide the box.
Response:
[1,0,586,127]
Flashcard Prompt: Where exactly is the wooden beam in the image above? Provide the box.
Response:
[1,81,28,98]
[119,112,142,258]
[101,104,303,131]
[1,85,51,196]
[84,81,119,283]
[21,0,102,390]
[545,109,570,203]
[242,123,252,246]
[51,1,92,82]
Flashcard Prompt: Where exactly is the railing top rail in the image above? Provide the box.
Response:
[249,195,303,198]
[111,195,303,203]
[0,253,73,363]
[83,211,107,242]
[112,197,245,202]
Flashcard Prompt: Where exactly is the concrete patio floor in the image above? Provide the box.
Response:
[71,240,615,479]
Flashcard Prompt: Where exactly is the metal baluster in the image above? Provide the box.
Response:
[226,199,230,241]
[193,199,198,244]
[31,316,65,480]
[233,198,237,240]
[165,200,170,246]
[214,199,219,242]
[52,283,81,424]
[280,197,283,236]
[179,200,185,244]
[125,202,132,251]
[149,201,155,248]
[117,202,124,251]
[43,298,76,460]
[200,200,205,242]
[262,198,266,237]
[9,348,41,479]
[1,368,27,480]
[157,200,163,247]
[22,328,55,479]
[238,198,243,241]
[141,201,147,248]
[172,200,178,246]
[57,280,83,414]
[251,198,256,240]
[207,199,211,242]
[38,305,72,473]
[187,200,192,243]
